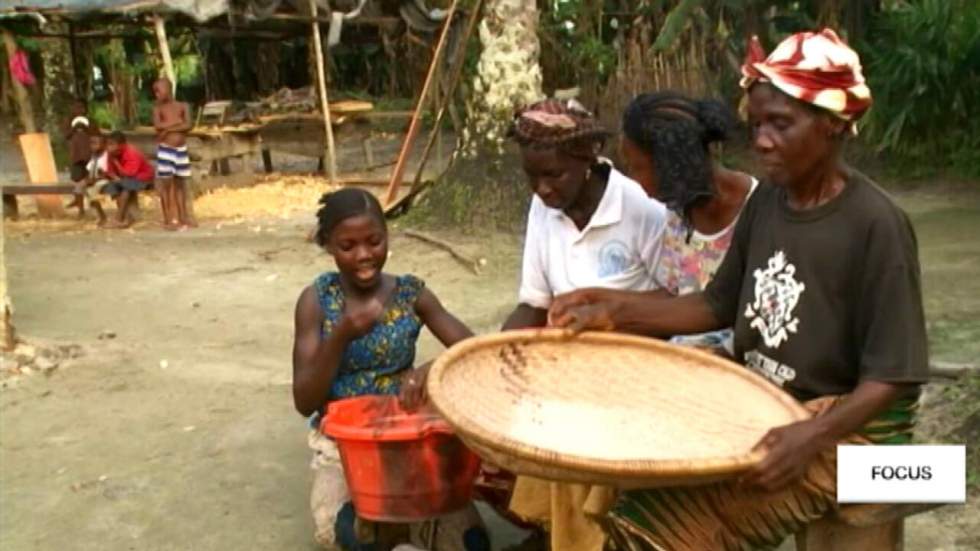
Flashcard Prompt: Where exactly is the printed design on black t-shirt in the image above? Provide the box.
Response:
[744,250,806,348]
[597,239,630,277]
[744,350,797,387]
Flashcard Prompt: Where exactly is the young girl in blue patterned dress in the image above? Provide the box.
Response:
[292,188,484,551]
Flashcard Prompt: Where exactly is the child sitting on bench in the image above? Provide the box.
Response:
[104,131,154,229]
[74,132,111,226]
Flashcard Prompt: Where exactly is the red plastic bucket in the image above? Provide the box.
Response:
[323,395,481,523]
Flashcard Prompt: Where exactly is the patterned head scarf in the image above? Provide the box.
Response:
[740,29,872,130]
[509,99,609,159]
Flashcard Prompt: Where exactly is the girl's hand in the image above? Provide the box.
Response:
[398,362,432,411]
[338,298,384,340]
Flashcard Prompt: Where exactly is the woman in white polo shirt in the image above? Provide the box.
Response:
[497,98,669,551]
[501,98,668,332]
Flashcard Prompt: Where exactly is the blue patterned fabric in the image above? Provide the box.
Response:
[314,272,425,403]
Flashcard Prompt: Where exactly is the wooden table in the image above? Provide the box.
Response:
[124,127,263,176]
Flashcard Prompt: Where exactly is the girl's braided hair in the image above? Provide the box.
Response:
[314,188,385,248]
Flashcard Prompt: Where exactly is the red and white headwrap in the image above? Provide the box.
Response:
[740,28,872,129]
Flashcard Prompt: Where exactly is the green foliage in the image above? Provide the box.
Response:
[860,0,980,177]
[574,35,617,80]
[136,97,155,126]
[539,0,621,89]
[89,101,121,130]
[173,54,202,87]
[652,0,701,51]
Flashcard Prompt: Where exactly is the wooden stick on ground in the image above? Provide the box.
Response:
[383,0,460,207]
[384,0,484,218]
[401,230,482,275]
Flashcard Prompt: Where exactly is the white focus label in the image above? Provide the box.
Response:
[837,445,966,503]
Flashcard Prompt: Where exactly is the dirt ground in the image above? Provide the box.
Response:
[1,180,978,550]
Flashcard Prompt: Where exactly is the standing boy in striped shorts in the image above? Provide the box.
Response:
[152,78,195,230]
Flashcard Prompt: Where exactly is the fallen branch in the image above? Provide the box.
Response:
[929,361,979,379]
[401,230,482,275]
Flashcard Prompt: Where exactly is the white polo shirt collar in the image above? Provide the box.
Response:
[551,166,626,242]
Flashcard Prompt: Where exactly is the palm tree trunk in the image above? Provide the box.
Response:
[462,0,543,157]
[398,0,542,230]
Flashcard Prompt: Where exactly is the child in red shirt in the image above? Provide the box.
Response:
[104,131,153,228]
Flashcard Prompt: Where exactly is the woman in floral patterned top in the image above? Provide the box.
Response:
[618,91,757,354]
[292,188,483,550]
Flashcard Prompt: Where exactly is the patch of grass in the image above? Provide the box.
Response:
[937,374,980,489]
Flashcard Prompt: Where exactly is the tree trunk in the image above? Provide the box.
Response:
[105,38,136,125]
[39,22,76,135]
[1,28,37,133]
[461,0,543,157]
[574,0,603,109]
[404,0,541,231]
[76,38,95,106]
[0,53,13,117]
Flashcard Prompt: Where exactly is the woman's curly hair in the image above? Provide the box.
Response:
[622,91,735,220]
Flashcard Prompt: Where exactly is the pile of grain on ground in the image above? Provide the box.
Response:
[194,175,336,220]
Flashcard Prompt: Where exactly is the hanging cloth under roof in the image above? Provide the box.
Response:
[400,0,449,33]
[326,0,368,47]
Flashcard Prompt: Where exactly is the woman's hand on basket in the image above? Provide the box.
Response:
[741,419,833,492]
[398,362,432,411]
[548,288,619,333]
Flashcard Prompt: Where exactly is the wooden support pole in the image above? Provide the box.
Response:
[262,148,274,173]
[1,29,37,133]
[152,15,176,93]
[1,190,14,351]
[419,0,482,180]
[433,68,443,169]
[309,0,337,183]
[383,0,460,206]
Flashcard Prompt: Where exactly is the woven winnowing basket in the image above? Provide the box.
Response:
[427,329,810,489]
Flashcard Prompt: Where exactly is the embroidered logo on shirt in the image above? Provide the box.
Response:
[597,240,630,277]
[745,250,806,348]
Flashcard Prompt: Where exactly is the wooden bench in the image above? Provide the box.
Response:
[1,184,84,220]
[796,503,942,550]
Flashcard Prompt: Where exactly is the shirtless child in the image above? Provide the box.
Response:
[152,78,195,230]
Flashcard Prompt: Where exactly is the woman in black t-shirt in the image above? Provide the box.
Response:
[548,29,929,550]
